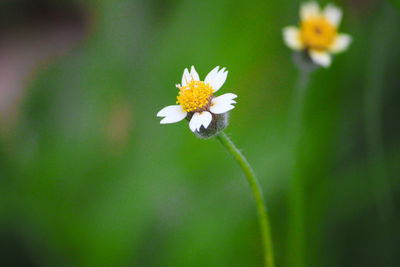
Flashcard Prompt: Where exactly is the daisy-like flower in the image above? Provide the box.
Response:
[157,66,237,136]
[283,1,352,68]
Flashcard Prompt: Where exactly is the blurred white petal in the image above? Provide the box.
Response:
[157,105,187,124]
[190,66,200,81]
[300,1,320,21]
[181,68,190,86]
[210,93,237,114]
[209,67,228,92]
[204,66,220,85]
[189,111,212,132]
[330,34,352,53]
[283,26,304,50]
[309,50,332,67]
[324,4,342,27]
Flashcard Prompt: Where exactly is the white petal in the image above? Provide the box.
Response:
[309,50,332,68]
[189,111,212,132]
[190,66,200,81]
[283,26,304,50]
[181,68,190,86]
[210,93,237,114]
[209,67,228,92]
[323,4,342,27]
[204,66,220,85]
[157,105,187,124]
[329,34,352,53]
[300,1,320,21]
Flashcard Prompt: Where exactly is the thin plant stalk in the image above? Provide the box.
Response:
[217,132,275,267]
[286,68,311,267]
[364,4,396,264]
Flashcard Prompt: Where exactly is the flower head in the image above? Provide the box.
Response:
[157,66,237,137]
[283,1,352,68]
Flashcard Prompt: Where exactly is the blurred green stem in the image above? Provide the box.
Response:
[364,4,396,264]
[365,4,394,218]
[217,132,275,267]
[286,68,311,267]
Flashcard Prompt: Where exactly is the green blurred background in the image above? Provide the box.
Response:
[0,0,399,266]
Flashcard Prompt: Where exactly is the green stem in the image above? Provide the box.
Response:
[286,69,311,267]
[364,4,394,218]
[217,132,275,267]
[363,4,396,263]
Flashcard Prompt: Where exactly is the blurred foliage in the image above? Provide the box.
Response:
[0,0,399,266]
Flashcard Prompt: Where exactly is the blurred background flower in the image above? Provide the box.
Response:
[0,0,399,266]
[283,1,352,67]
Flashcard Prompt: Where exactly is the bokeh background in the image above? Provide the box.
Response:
[1,0,399,266]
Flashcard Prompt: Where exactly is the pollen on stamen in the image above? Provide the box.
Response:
[176,80,214,113]
[301,17,337,50]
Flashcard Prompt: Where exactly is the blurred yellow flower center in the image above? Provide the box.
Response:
[176,80,214,112]
[301,17,337,51]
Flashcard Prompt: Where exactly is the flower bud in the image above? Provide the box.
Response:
[190,112,229,139]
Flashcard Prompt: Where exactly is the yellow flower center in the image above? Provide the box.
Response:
[300,17,337,51]
[176,80,214,113]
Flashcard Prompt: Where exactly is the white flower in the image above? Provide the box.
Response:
[283,1,352,68]
[157,66,237,132]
